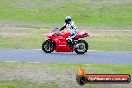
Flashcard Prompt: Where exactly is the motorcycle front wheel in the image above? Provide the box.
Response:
[42,39,56,53]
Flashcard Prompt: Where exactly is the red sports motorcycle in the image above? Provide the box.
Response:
[42,28,89,54]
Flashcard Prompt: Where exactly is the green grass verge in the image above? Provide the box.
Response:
[0,29,132,51]
[0,61,132,74]
[0,0,131,27]
[0,80,59,88]
[89,36,132,51]
[0,62,131,88]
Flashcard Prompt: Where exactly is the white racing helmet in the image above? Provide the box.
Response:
[65,16,72,24]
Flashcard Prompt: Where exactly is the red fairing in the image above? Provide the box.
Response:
[47,31,88,52]
[53,36,74,52]
[47,32,74,52]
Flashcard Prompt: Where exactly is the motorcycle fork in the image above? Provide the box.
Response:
[47,39,53,49]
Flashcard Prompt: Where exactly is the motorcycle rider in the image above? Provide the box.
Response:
[60,16,78,47]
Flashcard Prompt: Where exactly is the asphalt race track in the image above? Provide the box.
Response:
[0,49,132,64]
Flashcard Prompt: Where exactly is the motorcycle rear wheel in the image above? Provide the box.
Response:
[42,39,56,53]
[75,40,88,54]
